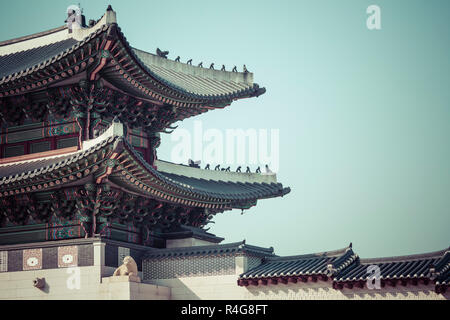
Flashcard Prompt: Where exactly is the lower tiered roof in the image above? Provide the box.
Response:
[0,122,290,219]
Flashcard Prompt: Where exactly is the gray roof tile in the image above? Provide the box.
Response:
[0,38,78,79]
[144,240,274,259]
[239,245,357,280]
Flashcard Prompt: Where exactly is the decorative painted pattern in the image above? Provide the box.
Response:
[23,248,42,270]
[47,221,82,240]
[0,120,78,144]
[58,246,78,268]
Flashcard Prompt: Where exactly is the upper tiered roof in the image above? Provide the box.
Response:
[0,6,265,124]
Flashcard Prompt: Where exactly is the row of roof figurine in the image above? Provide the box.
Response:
[67,8,249,73]
[188,159,272,174]
[156,48,250,73]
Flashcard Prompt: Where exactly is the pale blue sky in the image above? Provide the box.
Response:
[0,0,449,258]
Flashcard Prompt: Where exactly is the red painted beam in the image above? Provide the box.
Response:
[388,279,397,287]
[258,279,268,286]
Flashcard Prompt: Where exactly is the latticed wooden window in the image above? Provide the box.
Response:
[30,141,51,154]
[4,144,25,158]
[57,137,78,149]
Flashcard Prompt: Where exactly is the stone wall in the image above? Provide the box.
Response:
[0,238,170,300]
[0,266,170,300]
[1,238,448,300]
[146,275,448,300]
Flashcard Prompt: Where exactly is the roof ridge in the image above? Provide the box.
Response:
[143,240,279,256]
[145,240,246,255]
[132,47,253,79]
[154,159,278,184]
[0,25,67,47]
[264,246,351,262]
[358,248,448,264]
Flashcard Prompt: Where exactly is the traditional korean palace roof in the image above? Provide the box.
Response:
[0,122,288,215]
[237,244,357,286]
[0,6,265,125]
[0,6,289,246]
[233,243,449,293]
[333,247,450,292]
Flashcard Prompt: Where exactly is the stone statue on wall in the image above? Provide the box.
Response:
[113,256,139,277]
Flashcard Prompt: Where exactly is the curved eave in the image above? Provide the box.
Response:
[111,139,290,209]
[0,20,266,108]
[0,24,109,97]
[100,24,266,107]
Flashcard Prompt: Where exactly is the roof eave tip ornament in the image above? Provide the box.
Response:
[254,87,266,97]
[105,5,117,25]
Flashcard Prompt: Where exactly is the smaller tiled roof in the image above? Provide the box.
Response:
[433,249,450,286]
[334,248,449,283]
[238,244,356,282]
[143,240,274,259]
